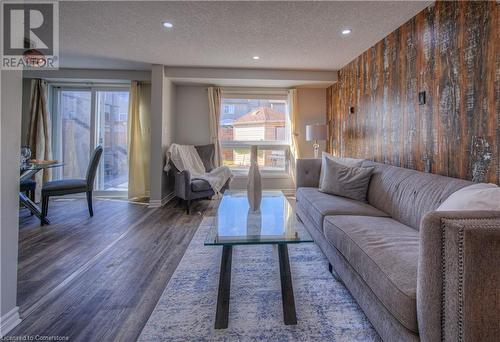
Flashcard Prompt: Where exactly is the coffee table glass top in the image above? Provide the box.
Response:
[204,190,313,246]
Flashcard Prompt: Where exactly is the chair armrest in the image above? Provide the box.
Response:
[417,210,500,342]
[174,170,191,200]
[295,158,322,189]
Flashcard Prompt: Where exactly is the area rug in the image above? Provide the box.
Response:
[139,216,380,341]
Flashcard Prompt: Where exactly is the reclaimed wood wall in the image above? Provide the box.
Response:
[327,1,499,184]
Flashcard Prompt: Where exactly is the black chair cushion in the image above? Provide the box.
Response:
[195,144,215,172]
[42,179,87,192]
[20,179,37,191]
[191,179,211,192]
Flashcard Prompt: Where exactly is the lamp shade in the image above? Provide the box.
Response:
[306,124,327,141]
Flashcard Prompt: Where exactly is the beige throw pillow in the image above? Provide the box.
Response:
[436,183,500,211]
[319,158,374,202]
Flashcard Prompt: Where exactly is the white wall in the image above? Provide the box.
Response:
[150,65,176,206]
[175,86,211,145]
[165,67,336,88]
[297,88,327,158]
[162,76,176,199]
[0,71,23,335]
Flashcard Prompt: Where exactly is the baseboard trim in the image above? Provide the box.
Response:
[0,306,21,337]
[148,192,175,208]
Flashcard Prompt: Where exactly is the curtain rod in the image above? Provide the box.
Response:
[46,81,132,88]
[221,86,290,92]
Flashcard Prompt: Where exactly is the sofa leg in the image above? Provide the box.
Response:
[185,200,191,215]
[328,263,342,283]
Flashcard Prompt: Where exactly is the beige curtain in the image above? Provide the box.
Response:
[208,86,222,167]
[288,89,300,182]
[128,81,151,200]
[27,79,53,198]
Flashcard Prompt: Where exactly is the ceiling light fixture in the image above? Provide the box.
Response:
[342,28,352,35]
[163,21,173,28]
[253,56,260,60]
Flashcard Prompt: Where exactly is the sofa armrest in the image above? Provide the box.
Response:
[417,210,500,342]
[174,170,191,200]
[295,158,322,189]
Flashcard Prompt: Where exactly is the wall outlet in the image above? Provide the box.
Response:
[418,91,426,105]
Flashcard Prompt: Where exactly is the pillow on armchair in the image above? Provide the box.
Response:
[195,144,216,172]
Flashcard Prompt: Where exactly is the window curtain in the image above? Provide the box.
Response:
[127,81,151,200]
[207,86,222,167]
[287,89,300,182]
[27,79,53,198]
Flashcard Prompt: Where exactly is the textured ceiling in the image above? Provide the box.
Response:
[59,1,432,70]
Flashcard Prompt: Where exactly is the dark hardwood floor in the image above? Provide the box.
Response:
[11,197,218,341]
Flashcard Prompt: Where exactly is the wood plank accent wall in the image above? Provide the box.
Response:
[327,1,499,184]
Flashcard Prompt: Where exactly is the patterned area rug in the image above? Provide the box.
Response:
[139,216,380,341]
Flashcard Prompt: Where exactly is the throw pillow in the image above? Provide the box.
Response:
[319,158,374,202]
[319,151,363,189]
[195,144,215,172]
[436,183,500,211]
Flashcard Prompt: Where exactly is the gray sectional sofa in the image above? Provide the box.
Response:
[295,158,500,342]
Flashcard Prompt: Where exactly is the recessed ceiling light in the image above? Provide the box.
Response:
[253,56,260,60]
[163,22,173,28]
[342,28,352,35]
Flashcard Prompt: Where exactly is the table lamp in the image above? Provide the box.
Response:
[306,124,327,158]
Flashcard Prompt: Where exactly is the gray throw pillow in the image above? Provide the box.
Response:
[195,144,215,172]
[319,158,374,202]
[319,152,363,189]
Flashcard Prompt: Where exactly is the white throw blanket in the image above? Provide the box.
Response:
[165,144,232,196]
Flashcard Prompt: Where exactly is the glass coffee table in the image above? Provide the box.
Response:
[204,190,313,329]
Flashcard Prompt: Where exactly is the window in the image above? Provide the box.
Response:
[219,93,290,175]
[52,86,130,192]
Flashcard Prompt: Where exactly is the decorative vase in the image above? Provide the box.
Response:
[246,208,262,237]
[247,145,262,211]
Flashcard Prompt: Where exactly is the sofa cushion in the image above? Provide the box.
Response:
[191,179,211,192]
[319,152,364,189]
[42,179,87,192]
[296,187,389,232]
[319,158,374,202]
[323,215,419,333]
[362,160,472,230]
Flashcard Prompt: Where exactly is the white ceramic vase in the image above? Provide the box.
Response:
[246,208,262,236]
[247,145,262,211]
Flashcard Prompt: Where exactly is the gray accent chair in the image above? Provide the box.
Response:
[40,145,103,225]
[172,144,230,214]
[296,158,500,341]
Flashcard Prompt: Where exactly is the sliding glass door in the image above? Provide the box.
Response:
[95,90,129,191]
[52,86,130,194]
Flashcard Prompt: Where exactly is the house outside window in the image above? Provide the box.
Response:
[219,91,290,175]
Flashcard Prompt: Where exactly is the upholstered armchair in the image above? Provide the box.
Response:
[172,144,230,214]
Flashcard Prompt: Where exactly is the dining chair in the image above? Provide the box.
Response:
[40,145,103,225]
